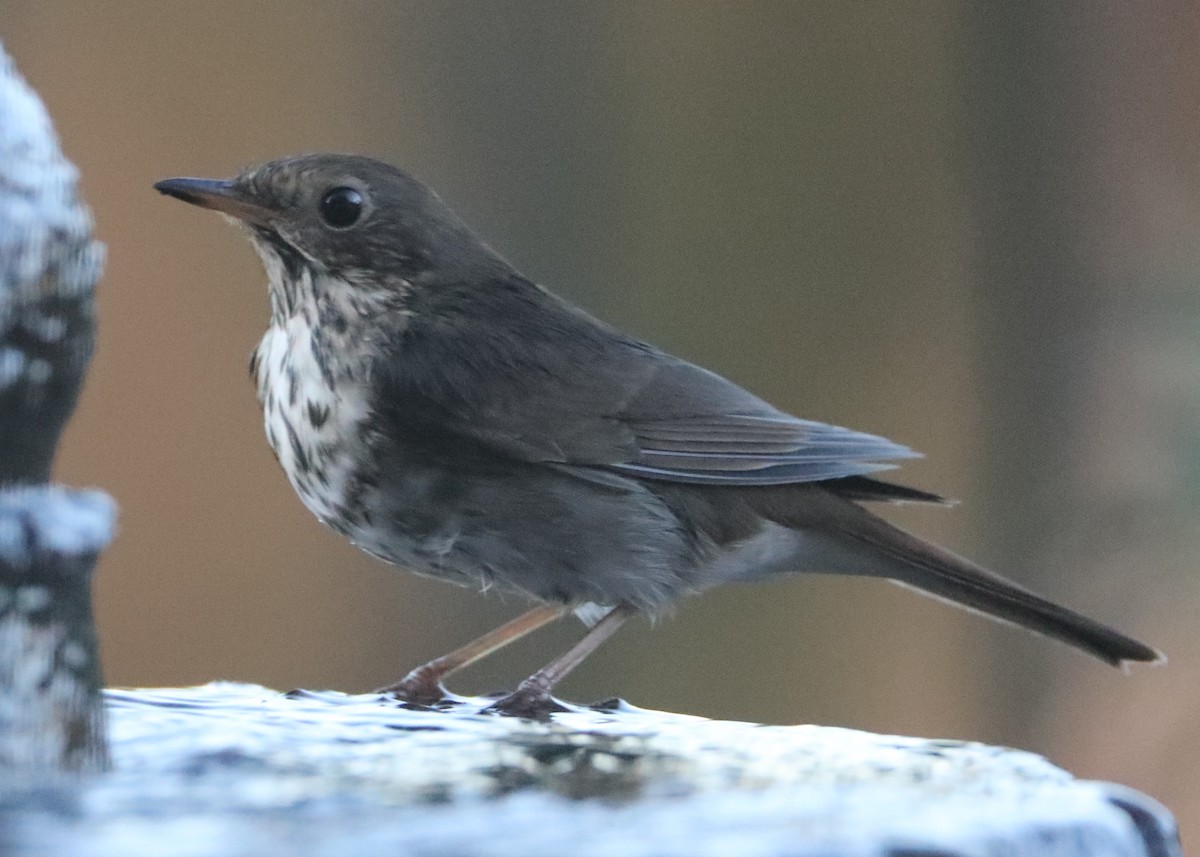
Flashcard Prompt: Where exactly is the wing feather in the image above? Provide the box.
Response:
[384,275,921,488]
[600,358,919,485]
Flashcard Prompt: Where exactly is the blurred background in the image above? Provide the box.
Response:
[2,0,1197,841]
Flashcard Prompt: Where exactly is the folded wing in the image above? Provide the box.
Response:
[382,278,919,487]
[611,360,919,485]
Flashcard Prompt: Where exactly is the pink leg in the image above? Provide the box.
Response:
[485,603,637,719]
[377,604,565,703]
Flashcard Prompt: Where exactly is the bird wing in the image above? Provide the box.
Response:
[381,278,918,486]
[609,359,918,485]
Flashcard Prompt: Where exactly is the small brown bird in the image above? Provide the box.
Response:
[155,154,1161,718]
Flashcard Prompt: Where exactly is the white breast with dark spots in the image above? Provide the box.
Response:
[252,285,372,528]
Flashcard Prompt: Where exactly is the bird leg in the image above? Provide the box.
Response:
[377,604,565,704]
[484,602,638,719]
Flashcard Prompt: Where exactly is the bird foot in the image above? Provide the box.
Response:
[482,687,572,720]
[374,669,449,707]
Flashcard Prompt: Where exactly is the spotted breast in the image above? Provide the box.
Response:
[249,267,375,532]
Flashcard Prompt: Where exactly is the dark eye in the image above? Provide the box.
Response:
[319,186,364,229]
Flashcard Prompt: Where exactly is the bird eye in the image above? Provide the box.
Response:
[319,186,365,229]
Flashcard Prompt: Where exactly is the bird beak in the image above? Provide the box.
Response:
[153,177,273,224]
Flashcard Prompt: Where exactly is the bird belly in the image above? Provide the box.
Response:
[344,447,697,611]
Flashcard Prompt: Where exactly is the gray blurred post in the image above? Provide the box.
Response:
[962,6,1189,743]
[958,5,1089,738]
[0,43,113,773]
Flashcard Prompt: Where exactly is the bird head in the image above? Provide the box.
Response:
[155,154,507,300]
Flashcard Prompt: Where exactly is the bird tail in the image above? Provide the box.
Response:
[758,489,1163,667]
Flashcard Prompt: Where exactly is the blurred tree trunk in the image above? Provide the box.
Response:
[961,3,1101,740]
[962,3,1200,746]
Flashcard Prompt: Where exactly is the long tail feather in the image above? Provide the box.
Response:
[756,488,1163,667]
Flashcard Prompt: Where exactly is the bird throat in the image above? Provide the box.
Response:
[248,243,376,532]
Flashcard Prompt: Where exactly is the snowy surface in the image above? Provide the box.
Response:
[0,683,1179,857]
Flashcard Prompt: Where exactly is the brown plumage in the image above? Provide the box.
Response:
[154,154,1162,718]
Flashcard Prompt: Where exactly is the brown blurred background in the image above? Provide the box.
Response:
[2,0,1197,842]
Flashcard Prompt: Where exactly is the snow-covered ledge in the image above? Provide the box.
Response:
[3,684,1178,857]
